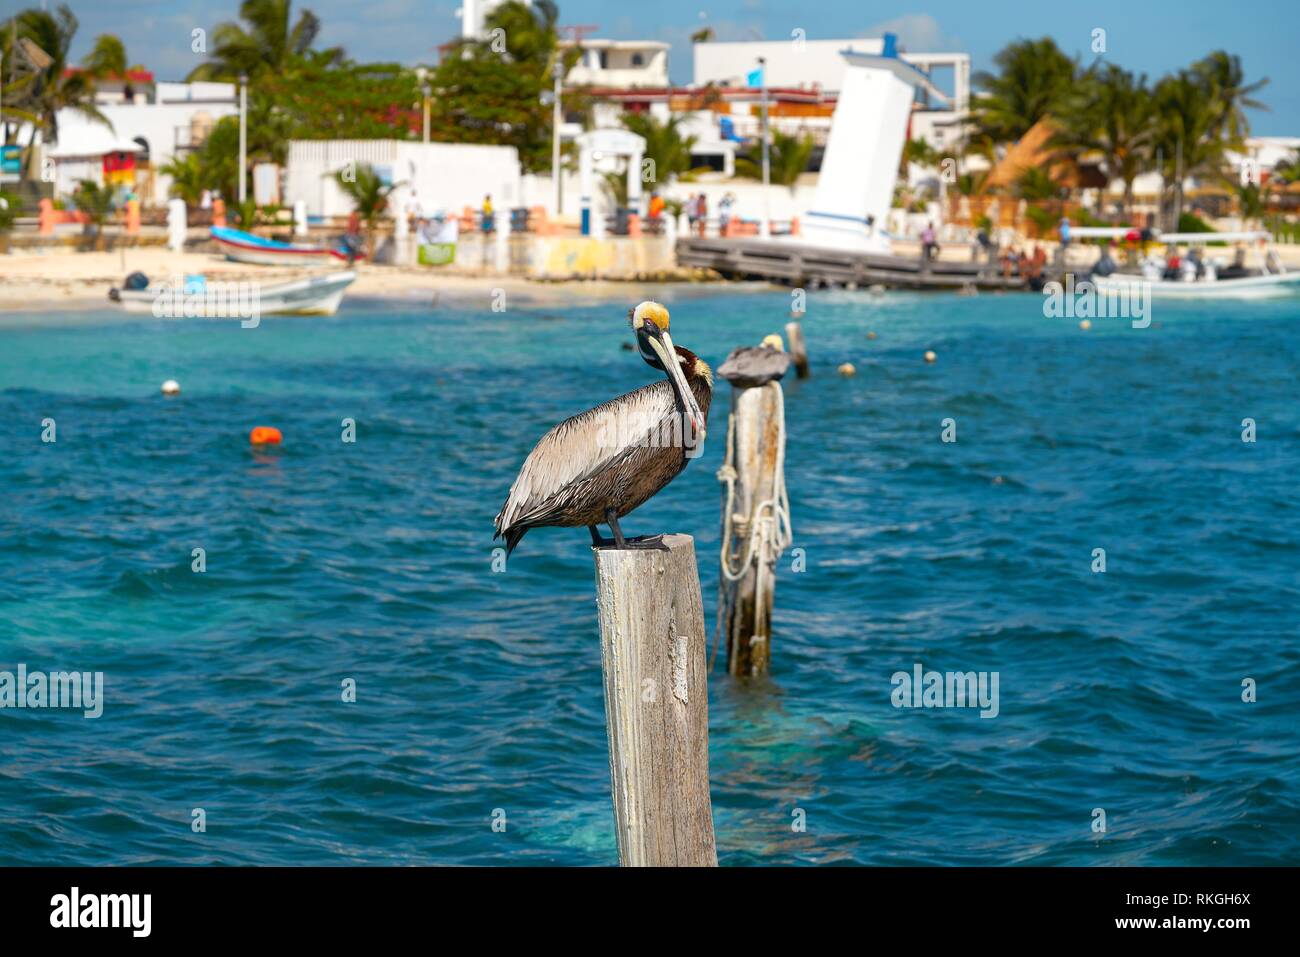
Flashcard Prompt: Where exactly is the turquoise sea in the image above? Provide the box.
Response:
[0,286,1296,865]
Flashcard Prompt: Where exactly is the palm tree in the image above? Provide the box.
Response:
[160,153,205,206]
[619,112,698,187]
[1193,51,1268,145]
[81,34,127,77]
[186,0,341,81]
[735,130,815,189]
[972,38,1078,144]
[72,179,114,250]
[333,163,402,260]
[1154,70,1232,228]
[8,6,109,172]
[1057,65,1157,220]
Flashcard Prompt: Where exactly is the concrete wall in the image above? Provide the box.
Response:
[285,140,522,219]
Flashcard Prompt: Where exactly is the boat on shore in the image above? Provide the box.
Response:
[109,271,358,317]
[211,225,352,267]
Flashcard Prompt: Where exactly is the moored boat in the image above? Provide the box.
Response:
[109,271,358,317]
[211,225,351,267]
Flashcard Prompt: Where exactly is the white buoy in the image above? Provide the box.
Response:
[924,350,937,363]
[161,379,181,395]
[837,362,856,377]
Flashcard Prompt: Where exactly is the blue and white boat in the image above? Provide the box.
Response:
[211,225,351,267]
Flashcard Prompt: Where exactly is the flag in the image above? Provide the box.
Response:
[746,66,764,88]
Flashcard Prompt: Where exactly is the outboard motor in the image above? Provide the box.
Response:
[124,271,149,291]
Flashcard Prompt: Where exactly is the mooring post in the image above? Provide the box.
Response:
[784,320,810,379]
[593,535,718,866]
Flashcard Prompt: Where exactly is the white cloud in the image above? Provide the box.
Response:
[860,13,960,53]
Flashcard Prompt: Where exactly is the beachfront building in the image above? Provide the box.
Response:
[693,38,971,154]
[43,82,237,205]
[560,39,669,88]
[283,139,521,222]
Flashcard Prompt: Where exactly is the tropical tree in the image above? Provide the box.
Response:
[0,190,20,233]
[972,38,1078,144]
[160,153,206,206]
[1057,64,1157,220]
[72,179,114,250]
[81,34,127,77]
[902,136,942,169]
[1153,69,1233,228]
[186,0,342,81]
[427,1,580,173]
[333,163,403,260]
[600,169,628,208]
[1193,50,1268,144]
[735,130,815,189]
[6,5,109,173]
[619,112,698,187]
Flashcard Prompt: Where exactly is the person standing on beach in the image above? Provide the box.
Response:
[696,192,708,236]
[481,195,494,234]
[921,221,937,261]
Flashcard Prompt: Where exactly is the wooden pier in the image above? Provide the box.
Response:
[676,237,1028,291]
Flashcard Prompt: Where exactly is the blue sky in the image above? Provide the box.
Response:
[6,0,1295,135]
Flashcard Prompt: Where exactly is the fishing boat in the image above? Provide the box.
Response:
[211,225,352,267]
[1076,229,1300,299]
[110,271,358,317]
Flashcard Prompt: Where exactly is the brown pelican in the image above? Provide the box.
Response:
[494,301,712,554]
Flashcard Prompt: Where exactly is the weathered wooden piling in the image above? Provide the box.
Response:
[784,320,810,379]
[593,535,718,866]
[715,345,793,678]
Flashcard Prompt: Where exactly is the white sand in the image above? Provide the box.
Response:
[0,249,693,312]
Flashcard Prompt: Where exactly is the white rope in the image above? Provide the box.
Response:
[713,381,793,665]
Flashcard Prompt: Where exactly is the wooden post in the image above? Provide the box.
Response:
[722,382,784,676]
[593,534,718,866]
[784,320,809,379]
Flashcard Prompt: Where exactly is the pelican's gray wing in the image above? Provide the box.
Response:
[494,380,681,535]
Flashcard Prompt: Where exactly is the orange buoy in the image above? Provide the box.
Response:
[249,426,282,445]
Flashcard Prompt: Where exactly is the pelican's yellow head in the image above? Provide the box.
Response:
[628,300,705,434]
[630,300,670,334]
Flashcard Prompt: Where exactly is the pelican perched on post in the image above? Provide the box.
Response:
[494,301,713,554]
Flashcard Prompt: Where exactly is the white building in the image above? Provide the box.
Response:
[284,140,521,219]
[694,38,970,152]
[560,39,669,88]
[46,82,237,203]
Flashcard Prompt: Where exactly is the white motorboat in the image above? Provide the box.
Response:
[110,271,357,317]
[1078,229,1300,299]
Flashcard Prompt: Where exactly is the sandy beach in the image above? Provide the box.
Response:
[0,248,716,313]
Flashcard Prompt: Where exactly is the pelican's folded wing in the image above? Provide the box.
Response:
[494,380,679,534]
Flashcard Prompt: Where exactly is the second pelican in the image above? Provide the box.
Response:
[494,301,712,554]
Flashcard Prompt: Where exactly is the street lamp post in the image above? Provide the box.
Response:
[551,58,563,219]
[422,84,431,144]
[237,73,248,204]
[758,56,771,238]
[415,66,430,145]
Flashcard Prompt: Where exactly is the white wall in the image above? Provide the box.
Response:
[285,140,522,219]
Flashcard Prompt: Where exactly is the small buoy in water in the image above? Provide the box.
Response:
[249,426,282,445]
[161,379,180,395]
[866,331,877,340]
[837,362,856,377]
[992,475,1005,485]
[620,341,634,351]
[761,333,785,351]
[924,350,937,363]
[1079,319,1092,330]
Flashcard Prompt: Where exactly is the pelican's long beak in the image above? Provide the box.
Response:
[646,328,705,437]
